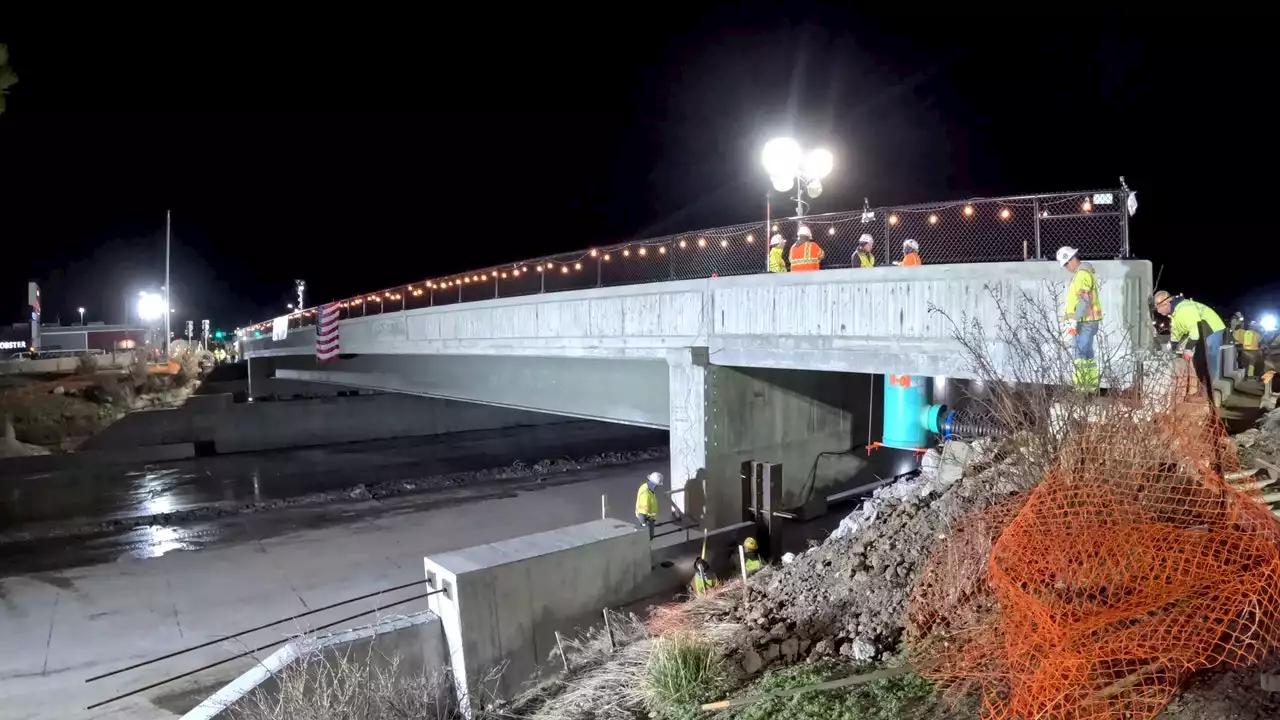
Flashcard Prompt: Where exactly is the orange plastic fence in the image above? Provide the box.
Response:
[909,384,1280,719]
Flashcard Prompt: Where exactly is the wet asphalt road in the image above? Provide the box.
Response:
[0,421,665,574]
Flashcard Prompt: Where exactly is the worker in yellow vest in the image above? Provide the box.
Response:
[740,537,763,577]
[1154,290,1228,396]
[1233,318,1263,378]
[853,234,876,267]
[692,557,718,597]
[767,234,788,273]
[788,225,823,272]
[635,472,662,528]
[1057,246,1103,390]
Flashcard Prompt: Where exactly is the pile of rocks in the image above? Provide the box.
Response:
[721,437,1038,673]
[1234,408,1280,470]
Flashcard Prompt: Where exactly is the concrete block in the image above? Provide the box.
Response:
[185,393,233,413]
[424,518,650,704]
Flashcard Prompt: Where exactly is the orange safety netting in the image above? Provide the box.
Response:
[908,370,1280,720]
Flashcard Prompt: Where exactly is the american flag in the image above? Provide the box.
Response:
[316,303,341,362]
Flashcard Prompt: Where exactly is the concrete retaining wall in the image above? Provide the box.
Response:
[425,518,650,704]
[0,352,132,375]
[78,392,574,455]
[181,611,448,720]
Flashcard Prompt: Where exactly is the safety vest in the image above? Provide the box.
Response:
[788,241,823,271]
[693,571,718,596]
[1234,329,1261,350]
[635,484,657,518]
[1065,265,1103,322]
[1169,299,1226,342]
[743,553,762,576]
[855,252,876,268]
[901,252,921,267]
[768,246,787,273]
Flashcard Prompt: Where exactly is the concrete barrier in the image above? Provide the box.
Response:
[425,518,650,704]
[0,352,132,375]
[181,611,448,720]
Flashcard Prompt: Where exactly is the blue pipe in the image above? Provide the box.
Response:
[881,374,955,449]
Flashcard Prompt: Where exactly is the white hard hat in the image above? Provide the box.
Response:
[797,225,812,239]
[858,233,874,247]
[1055,246,1079,266]
[770,233,785,246]
[902,238,919,252]
[646,472,663,486]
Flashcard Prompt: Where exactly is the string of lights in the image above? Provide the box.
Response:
[238,189,1130,338]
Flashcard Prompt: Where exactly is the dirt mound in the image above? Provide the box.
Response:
[717,437,1038,669]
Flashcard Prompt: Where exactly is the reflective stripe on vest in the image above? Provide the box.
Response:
[789,241,821,271]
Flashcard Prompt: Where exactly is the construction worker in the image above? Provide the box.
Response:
[740,537,763,577]
[1153,290,1228,395]
[788,225,823,272]
[853,234,876,267]
[635,471,662,528]
[767,234,788,273]
[894,238,921,267]
[692,557,718,597]
[1057,246,1102,390]
[1234,318,1263,378]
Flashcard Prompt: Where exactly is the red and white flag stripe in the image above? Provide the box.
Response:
[316,303,341,362]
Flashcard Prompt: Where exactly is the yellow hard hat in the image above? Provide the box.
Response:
[743,537,758,552]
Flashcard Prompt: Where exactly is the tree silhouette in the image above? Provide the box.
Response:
[0,44,18,115]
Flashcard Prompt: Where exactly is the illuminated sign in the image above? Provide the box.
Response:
[0,340,27,350]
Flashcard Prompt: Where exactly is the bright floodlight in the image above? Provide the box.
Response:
[137,292,164,321]
[805,179,823,198]
[803,148,834,179]
[771,175,795,192]
[1261,314,1278,333]
[762,137,802,178]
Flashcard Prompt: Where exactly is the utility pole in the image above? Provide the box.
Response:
[164,211,172,359]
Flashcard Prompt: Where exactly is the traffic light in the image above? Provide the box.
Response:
[214,330,225,339]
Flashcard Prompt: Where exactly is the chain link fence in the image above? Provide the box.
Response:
[248,189,1132,332]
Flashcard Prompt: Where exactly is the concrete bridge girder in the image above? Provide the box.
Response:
[244,260,1154,529]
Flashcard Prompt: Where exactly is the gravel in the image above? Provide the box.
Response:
[716,437,1037,670]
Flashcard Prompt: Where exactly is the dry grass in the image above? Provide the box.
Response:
[648,581,742,638]
[502,611,652,720]
[228,646,464,720]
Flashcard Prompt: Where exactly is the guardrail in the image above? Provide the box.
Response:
[241,188,1132,337]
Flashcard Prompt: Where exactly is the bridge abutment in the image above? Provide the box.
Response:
[669,350,897,530]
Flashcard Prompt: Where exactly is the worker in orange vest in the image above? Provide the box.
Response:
[788,225,824,272]
[894,238,922,266]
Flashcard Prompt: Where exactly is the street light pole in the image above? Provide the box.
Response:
[78,307,85,326]
[762,138,834,219]
[164,210,172,359]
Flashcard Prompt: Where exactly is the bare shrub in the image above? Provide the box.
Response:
[928,279,1162,490]
[228,647,463,720]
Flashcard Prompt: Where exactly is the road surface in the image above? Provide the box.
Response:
[0,422,674,720]
[0,456,672,720]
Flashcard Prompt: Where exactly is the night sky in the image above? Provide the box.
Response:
[0,10,1270,330]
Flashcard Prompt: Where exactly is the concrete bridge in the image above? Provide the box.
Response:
[242,259,1153,528]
